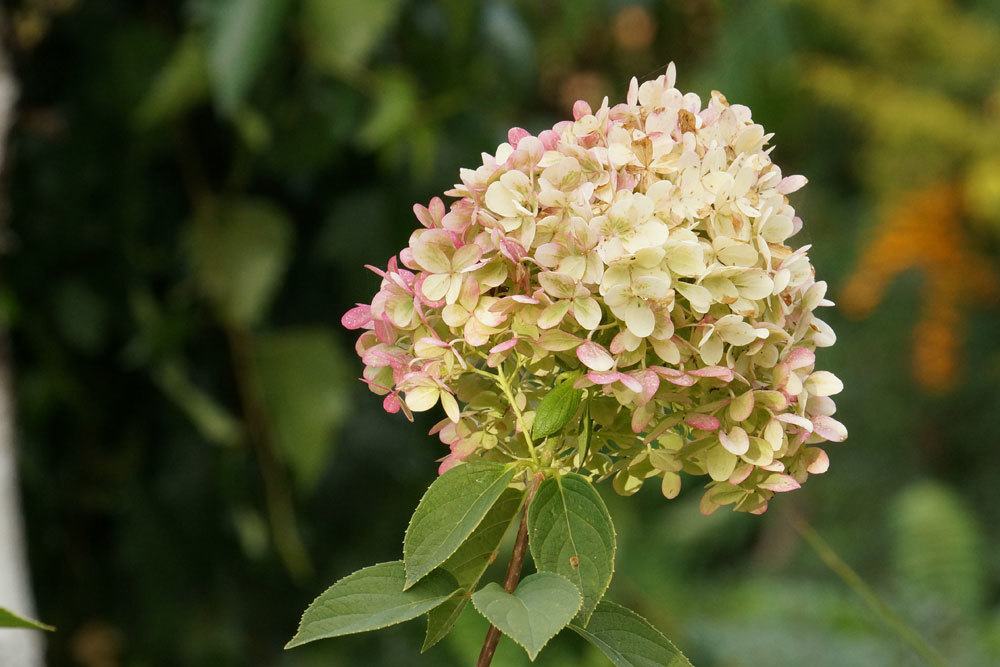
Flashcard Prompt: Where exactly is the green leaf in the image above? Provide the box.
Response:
[471,572,582,661]
[285,561,458,649]
[302,0,401,77]
[135,32,209,128]
[152,361,241,447]
[358,70,419,149]
[207,0,290,114]
[528,473,616,625]
[570,600,692,667]
[404,462,518,589]
[0,607,54,632]
[423,488,524,651]
[892,481,984,614]
[439,488,524,587]
[575,404,592,466]
[253,329,351,491]
[531,375,582,440]
[187,198,293,327]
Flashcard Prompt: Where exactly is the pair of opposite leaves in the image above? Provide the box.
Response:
[288,461,690,664]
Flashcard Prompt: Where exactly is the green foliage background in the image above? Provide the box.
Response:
[4,0,1000,665]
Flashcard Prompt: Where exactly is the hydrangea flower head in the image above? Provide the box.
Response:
[343,64,846,515]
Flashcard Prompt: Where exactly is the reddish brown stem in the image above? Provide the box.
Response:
[476,473,544,667]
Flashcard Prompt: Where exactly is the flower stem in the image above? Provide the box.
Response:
[789,513,948,667]
[476,472,544,667]
[494,361,539,464]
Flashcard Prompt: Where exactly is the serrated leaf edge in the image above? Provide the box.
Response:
[402,462,517,589]
[421,488,527,651]
[471,572,583,661]
[569,600,693,667]
[529,473,617,627]
[285,561,458,649]
[420,593,470,652]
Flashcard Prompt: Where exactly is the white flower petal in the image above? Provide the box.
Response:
[707,445,738,482]
[421,273,452,301]
[719,426,750,455]
[404,385,440,412]
[804,370,844,397]
[572,296,602,330]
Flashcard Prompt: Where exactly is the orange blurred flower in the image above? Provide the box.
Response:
[841,185,999,392]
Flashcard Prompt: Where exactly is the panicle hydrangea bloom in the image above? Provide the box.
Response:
[342,64,846,515]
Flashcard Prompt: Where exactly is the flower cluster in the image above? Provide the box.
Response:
[343,64,846,515]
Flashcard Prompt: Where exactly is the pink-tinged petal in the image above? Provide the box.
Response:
[651,366,697,387]
[631,403,654,433]
[618,373,644,393]
[638,370,660,404]
[791,216,803,235]
[728,463,754,485]
[382,393,401,414]
[812,415,848,442]
[512,136,544,165]
[608,332,629,355]
[777,174,808,194]
[413,203,434,228]
[355,329,378,353]
[685,414,720,431]
[417,336,450,349]
[398,247,418,270]
[577,341,614,372]
[391,270,415,292]
[438,455,462,475]
[341,304,373,330]
[759,474,800,493]
[749,502,769,515]
[361,347,398,368]
[374,318,396,345]
[776,413,814,432]
[572,100,592,120]
[512,294,540,304]
[500,238,527,262]
[365,263,388,278]
[805,447,830,474]
[618,171,640,192]
[586,370,621,385]
[429,196,445,220]
[489,338,519,354]
[688,366,734,382]
[538,129,560,150]
[428,418,451,438]
[785,347,815,370]
[507,127,529,146]
[667,374,698,387]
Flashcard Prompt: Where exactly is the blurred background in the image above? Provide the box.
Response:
[1,0,999,665]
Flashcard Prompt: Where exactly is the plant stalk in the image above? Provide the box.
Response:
[789,513,948,667]
[225,325,312,580]
[476,473,544,667]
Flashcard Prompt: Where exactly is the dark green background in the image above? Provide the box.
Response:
[5,0,1000,665]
